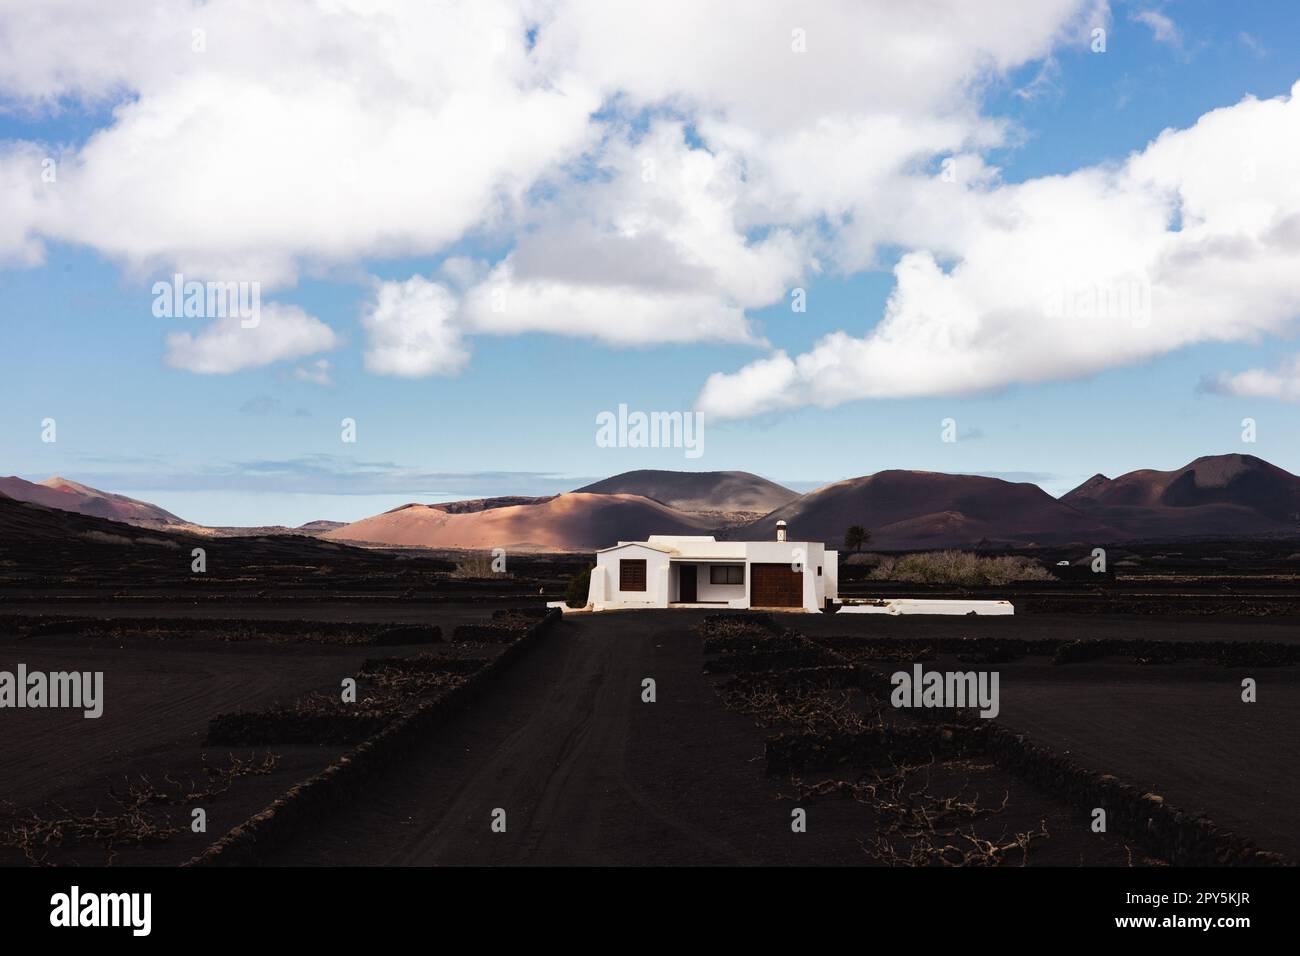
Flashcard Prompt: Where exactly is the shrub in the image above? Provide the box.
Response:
[448,552,501,579]
[566,565,594,608]
[868,550,1052,586]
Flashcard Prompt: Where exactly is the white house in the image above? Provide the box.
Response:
[586,520,837,613]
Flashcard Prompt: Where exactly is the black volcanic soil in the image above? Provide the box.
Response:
[265,611,1147,866]
[3,495,1299,866]
[0,615,512,866]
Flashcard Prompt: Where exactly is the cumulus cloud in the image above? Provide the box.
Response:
[164,303,340,374]
[0,142,49,265]
[357,120,807,372]
[531,0,1099,133]
[457,121,804,349]
[699,83,1300,419]
[1205,355,1300,402]
[0,0,599,286]
[17,0,1299,409]
[361,277,467,377]
[0,0,1105,374]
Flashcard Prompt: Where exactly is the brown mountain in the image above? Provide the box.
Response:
[0,475,187,528]
[573,470,797,513]
[1060,454,1300,538]
[1059,473,1111,508]
[323,492,713,551]
[296,519,347,533]
[745,470,1116,550]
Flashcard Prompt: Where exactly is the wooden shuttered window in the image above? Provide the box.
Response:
[619,559,647,591]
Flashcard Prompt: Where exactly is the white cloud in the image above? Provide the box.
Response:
[1238,32,1267,58]
[699,83,1300,419]
[361,276,467,377]
[0,1,1103,358]
[1133,9,1181,47]
[0,0,599,286]
[8,0,1295,414]
[293,358,334,386]
[164,303,339,374]
[1207,355,1300,402]
[532,0,1100,133]
[34,0,1295,408]
[457,121,804,349]
[359,120,808,373]
[0,142,48,265]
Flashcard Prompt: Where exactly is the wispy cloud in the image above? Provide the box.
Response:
[1132,9,1182,48]
[1238,31,1267,58]
[60,455,603,498]
[238,395,280,416]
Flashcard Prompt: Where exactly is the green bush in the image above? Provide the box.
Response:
[867,550,1051,586]
[566,565,594,608]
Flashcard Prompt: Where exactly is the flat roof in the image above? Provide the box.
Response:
[597,538,825,556]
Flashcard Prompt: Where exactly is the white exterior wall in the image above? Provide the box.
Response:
[824,550,839,601]
[694,563,747,603]
[589,543,670,610]
[590,537,838,613]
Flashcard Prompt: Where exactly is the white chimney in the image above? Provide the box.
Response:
[776,520,787,543]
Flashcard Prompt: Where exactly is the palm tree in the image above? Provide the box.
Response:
[844,525,871,554]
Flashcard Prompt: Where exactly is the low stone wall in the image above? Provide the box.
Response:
[451,623,522,643]
[185,607,561,866]
[765,711,1289,866]
[371,624,442,645]
[206,709,389,746]
[739,617,1291,866]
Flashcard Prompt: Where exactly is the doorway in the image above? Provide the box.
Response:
[677,564,697,603]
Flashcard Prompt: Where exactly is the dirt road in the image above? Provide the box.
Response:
[268,611,867,865]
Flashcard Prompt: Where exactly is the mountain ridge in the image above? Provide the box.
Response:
[8,454,1299,551]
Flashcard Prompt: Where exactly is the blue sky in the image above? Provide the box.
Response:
[1,1,1298,525]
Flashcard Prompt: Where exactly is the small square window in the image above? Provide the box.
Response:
[710,565,744,585]
[817,566,822,576]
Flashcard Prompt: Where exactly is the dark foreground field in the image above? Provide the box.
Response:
[263,610,1299,865]
[1,498,1297,866]
[4,603,1294,866]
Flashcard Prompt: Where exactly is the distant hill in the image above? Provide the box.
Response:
[0,488,374,573]
[323,492,714,551]
[0,476,187,528]
[296,519,347,533]
[573,470,796,514]
[1059,473,1111,508]
[1060,454,1300,538]
[746,470,1116,550]
[10,454,1299,554]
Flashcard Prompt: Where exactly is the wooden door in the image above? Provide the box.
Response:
[750,563,802,607]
